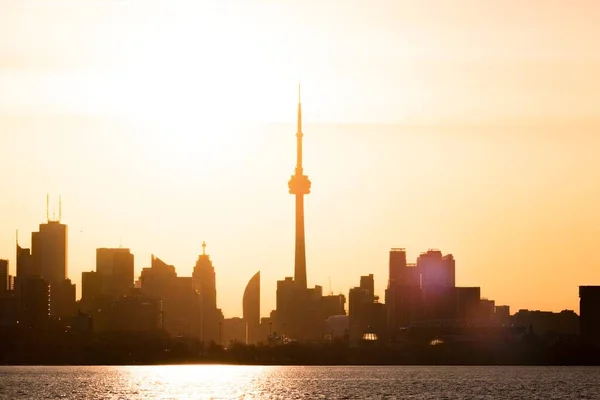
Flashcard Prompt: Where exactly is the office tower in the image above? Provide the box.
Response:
[52,278,76,318]
[30,202,75,318]
[0,259,8,292]
[493,305,511,326]
[389,248,420,287]
[321,294,346,319]
[140,255,202,339]
[349,274,385,342]
[386,249,423,337]
[456,286,481,321]
[287,85,311,290]
[192,242,223,342]
[96,248,134,297]
[81,271,102,304]
[19,277,50,328]
[242,271,260,344]
[417,250,455,288]
[579,286,600,346]
[32,220,67,286]
[16,244,34,281]
[192,242,217,310]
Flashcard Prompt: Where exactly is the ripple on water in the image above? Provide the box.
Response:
[0,365,599,399]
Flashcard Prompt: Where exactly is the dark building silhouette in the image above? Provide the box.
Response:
[192,242,223,343]
[222,317,245,346]
[386,249,422,335]
[494,305,511,326]
[18,277,50,328]
[0,259,8,292]
[579,286,600,346]
[321,293,346,319]
[456,287,481,321]
[81,271,102,308]
[418,250,455,288]
[16,244,34,281]
[96,248,134,297]
[349,274,385,342]
[32,219,67,286]
[28,206,76,318]
[140,255,203,339]
[242,271,260,344]
[512,309,579,336]
[103,291,163,332]
[52,278,76,318]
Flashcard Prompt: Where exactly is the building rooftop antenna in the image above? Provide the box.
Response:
[328,276,333,296]
[46,193,49,222]
[202,241,206,256]
[58,195,62,222]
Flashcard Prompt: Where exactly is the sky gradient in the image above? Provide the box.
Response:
[1,0,599,317]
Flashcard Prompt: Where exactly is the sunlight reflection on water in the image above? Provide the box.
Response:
[1,365,600,399]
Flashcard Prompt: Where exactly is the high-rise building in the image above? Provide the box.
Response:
[32,220,67,286]
[417,250,455,288]
[16,245,34,281]
[81,271,103,305]
[242,271,260,344]
[192,242,223,342]
[0,259,8,292]
[140,255,203,339]
[456,287,481,321]
[96,248,134,297]
[192,242,217,310]
[579,286,600,346]
[349,274,385,342]
[19,277,50,328]
[52,278,76,318]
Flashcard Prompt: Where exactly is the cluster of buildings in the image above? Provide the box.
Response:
[1,89,600,349]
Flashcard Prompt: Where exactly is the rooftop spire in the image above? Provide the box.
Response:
[202,241,206,256]
[297,82,302,136]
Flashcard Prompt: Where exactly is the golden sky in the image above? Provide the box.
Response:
[1,0,599,317]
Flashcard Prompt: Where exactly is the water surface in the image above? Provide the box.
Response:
[1,365,599,399]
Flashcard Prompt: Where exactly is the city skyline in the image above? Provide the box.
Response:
[2,0,600,318]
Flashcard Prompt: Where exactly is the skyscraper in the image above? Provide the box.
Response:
[192,242,222,342]
[242,271,260,344]
[32,220,67,286]
[96,248,134,297]
[29,199,74,318]
[288,85,311,289]
[0,259,8,292]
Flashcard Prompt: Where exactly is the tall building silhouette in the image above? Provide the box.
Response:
[96,248,134,297]
[18,198,76,319]
[192,242,223,343]
[579,286,600,346]
[288,85,311,290]
[242,271,260,344]
[32,219,67,287]
[0,259,8,292]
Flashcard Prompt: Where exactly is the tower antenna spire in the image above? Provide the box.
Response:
[202,241,206,256]
[46,193,49,222]
[297,82,302,138]
[58,195,62,222]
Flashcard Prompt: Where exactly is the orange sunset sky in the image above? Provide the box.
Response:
[1,0,599,318]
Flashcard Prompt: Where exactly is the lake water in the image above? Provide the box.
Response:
[1,365,599,399]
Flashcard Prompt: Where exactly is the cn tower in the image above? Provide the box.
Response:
[288,84,311,289]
